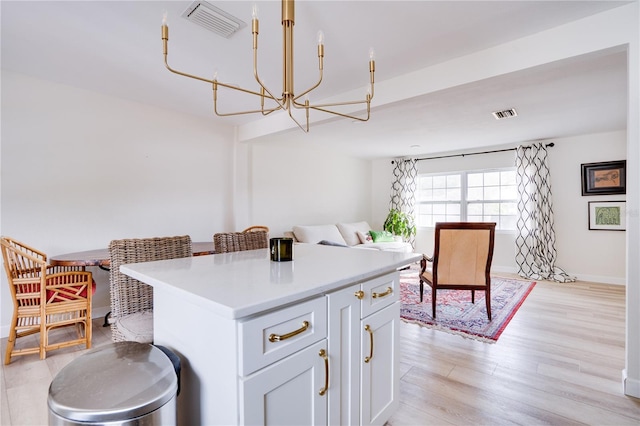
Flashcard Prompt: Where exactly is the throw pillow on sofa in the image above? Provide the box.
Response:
[369,230,395,243]
[336,221,372,246]
[357,231,373,244]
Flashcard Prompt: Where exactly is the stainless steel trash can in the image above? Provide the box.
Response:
[48,342,178,425]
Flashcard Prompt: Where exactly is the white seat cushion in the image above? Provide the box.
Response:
[115,310,153,343]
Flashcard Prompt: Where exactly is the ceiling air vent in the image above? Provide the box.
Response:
[492,108,518,120]
[181,1,246,39]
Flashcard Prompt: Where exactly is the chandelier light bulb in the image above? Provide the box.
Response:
[162,11,167,26]
[317,30,324,45]
[369,47,375,61]
[252,3,259,20]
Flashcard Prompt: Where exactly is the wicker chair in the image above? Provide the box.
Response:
[419,222,496,320]
[242,225,270,234]
[213,230,269,254]
[108,235,192,343]
[1,237,93,364]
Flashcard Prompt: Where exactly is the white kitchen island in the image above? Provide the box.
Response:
[121,243,421,425]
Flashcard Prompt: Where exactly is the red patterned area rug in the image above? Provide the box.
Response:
[399,265,536,343]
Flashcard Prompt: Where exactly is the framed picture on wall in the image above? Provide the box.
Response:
[588,201,626,231]
[581,160,626,195]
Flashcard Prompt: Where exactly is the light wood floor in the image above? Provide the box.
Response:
[1,278,639,425]
[388,276,640,425]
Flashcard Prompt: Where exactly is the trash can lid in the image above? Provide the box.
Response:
[48,342,178,422]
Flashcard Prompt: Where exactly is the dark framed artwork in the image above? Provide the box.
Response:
[581,160,626,195]
[588,201,626,231]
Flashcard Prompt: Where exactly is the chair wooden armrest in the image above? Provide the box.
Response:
[421,254,433,272]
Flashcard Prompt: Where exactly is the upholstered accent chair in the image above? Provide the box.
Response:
[1,236,93,364]
[213,230,269,254]
[108,235,192,343]
[420,222,496,320]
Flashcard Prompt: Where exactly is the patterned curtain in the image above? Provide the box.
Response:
[390,158,418,246]
[515,143,575,282]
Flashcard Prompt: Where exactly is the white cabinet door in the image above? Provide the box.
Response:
[241,340,328,426]
[327,285,361,426]
[360,302,400,426]
[327,271,400,426]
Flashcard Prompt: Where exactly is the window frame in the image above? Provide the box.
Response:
[415,167,518,231]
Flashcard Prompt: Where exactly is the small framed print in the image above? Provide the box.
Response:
[581,160,626,195]
[588,201,626,231]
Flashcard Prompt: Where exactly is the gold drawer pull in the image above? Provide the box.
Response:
[319,349,329,396]
[354,290,364,300]
[364,324,374,363]
[372,287,393,299]
[269,320,310,342]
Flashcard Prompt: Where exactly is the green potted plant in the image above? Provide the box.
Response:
[383,209,416,241]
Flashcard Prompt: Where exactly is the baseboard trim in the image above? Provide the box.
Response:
[490,266,625,285]
[623,369,640,398]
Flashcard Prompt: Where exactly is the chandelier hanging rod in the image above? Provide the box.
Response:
[161,0,375,132]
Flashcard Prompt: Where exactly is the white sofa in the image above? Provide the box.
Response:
[285,221,413,253]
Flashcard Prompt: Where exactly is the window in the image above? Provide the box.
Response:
[415,168,517,230]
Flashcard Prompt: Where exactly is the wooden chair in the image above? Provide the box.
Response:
[1,237,93,364]
[214,230,268,254]
[108,235,192,343]
[419,222,496,320]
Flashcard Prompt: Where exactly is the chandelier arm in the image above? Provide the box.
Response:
[292,34,324,103]
[307,104,371,122]
[291,71,324,103]
[163,54,279,102]
[164,58,214,85]
[252,38,289,115]
[252,75,288,115]
[213,104,282,117]
[213,80,282,117]
[287,106,310,132]
[294,98,369,110]
[216,80,278,100]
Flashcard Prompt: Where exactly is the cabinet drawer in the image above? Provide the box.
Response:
[361,272,399,318]
[238,296,327,376]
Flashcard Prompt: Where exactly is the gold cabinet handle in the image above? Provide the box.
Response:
[318,349,329,396]
[364,324,374,363]
[354,290,364,300]
[269,321,310,342]
[372,287,393,299]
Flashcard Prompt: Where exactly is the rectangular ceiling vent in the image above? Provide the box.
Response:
[492,108,518,120]
[181,1,246,39]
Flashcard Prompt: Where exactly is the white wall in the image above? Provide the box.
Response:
[237,132,373,237]
[371,130,627,285]
[551,132,627,284]
[1,71,235,335]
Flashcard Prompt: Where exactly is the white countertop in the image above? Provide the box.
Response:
[121,244,421,320]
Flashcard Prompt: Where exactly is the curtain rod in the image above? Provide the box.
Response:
[391,142,555,164]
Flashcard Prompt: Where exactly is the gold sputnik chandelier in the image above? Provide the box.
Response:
[161,0,375,132]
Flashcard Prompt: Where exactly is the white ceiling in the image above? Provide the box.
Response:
[1,1,632,159]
